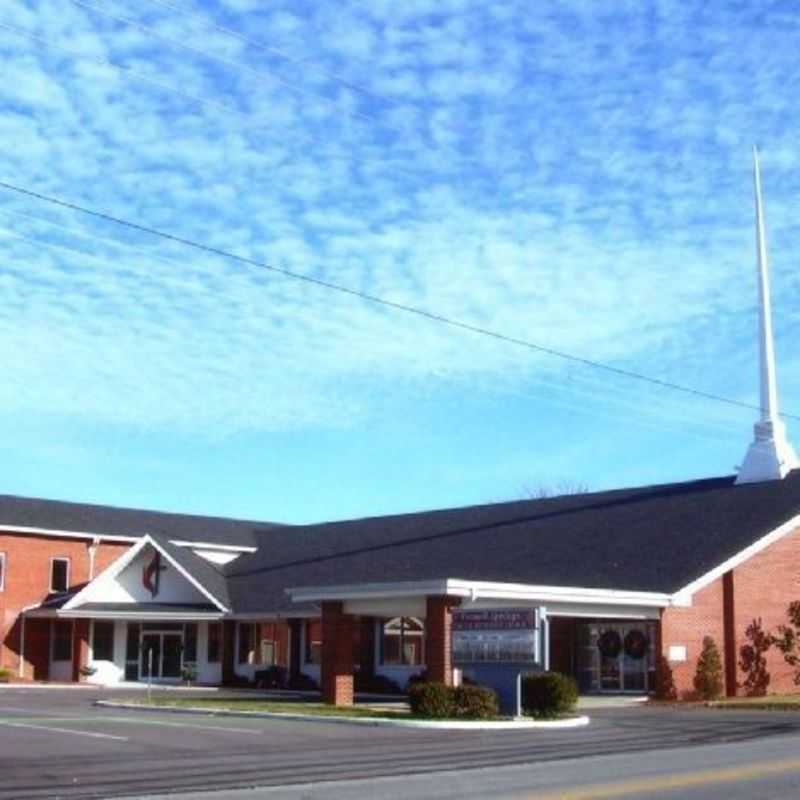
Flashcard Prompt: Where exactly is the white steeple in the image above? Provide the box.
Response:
[736,147,799,484]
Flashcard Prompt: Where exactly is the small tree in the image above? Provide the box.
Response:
[739,618,773,696]
[774,601,800,684]
[693,636,723,700]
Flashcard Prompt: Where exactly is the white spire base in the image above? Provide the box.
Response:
[736,419,799,484]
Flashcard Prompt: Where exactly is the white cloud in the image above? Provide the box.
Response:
[0,0,796,444]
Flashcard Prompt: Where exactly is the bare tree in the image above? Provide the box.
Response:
[518,480,589,500]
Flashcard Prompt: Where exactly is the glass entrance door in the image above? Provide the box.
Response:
[140,631,183,680]
[162,634,182,679]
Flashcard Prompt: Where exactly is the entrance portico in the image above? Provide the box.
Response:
[287,579,672,705]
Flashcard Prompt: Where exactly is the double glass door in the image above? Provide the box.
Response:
[141,631,183,679]
[576,621,656,693]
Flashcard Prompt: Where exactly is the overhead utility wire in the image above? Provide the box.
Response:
[0,21,242,119]
[0,177,793,423]
[140,0,383,101]
[68,0,377,123]
[0,209,743,442]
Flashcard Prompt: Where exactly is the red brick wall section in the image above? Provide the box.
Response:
[662,524,800,698]
[321,601,355,706]
[731,524,800,695]
[0,533,131,678]
[660,576,725,699]
[425,595,461,686]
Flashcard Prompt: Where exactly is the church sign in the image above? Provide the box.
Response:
[452,608,540,664]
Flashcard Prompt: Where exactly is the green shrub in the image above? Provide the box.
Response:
[408,682,454,718]
[521,672,578,718]
[0,668,9,683]
[452,685,498,719]
[694,635,724,700]
[408,682,499,719]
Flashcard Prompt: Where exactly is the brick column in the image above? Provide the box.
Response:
[722,570,738,697]
[72,620,90,682]
[321,601,355,706]
[425,595,461,686]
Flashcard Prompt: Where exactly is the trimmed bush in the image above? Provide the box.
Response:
[452,685,498,719]
[694,635,724,700]
[0,668,9,683]
[521,672,578,718]
[408,682,499,719]
[286,672,319,691]
[255,666,288,689]
[405,671,428,690]
[408,682,454,718]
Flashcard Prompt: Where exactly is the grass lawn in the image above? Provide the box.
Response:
[707,695,800,711]
[114,696,414,719]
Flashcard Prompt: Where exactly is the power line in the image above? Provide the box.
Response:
[68,0,378,124]
[0,177,793,422]
[0,208,747,441]
[140,0,384,102]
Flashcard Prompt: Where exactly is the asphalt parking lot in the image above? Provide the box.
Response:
[4,686,800,799]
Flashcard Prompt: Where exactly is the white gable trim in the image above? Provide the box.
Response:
[63,535,230,613]
[0,524,139,543]
[672,512,800,604]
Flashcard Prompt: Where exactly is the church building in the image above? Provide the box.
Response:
[1,150,799,703]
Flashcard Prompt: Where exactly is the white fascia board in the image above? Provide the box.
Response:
[62,536,150,610]
[64,534,232,614]
[168,539,257,553]
[57,609,224,621]
[286,578,673,608]
[671,513,800,604]
[445,580,673,608]
[0,524,139,543]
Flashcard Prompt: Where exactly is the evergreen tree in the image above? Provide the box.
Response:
[693,636,723,700]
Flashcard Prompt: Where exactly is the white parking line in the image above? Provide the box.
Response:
[0,720,128,741]
[97,716,265,736]
[0,715,264,736]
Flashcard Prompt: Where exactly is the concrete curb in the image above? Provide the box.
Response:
[95,701,590,730]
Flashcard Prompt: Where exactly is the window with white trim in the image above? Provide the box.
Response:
[0,552,5,591]
[380,617,425,666]
[50,557,70,593]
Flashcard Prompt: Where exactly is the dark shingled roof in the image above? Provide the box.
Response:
[7,473,800,616]
[0,494,284,548]
[222,472,800,613]
[151,535,233,611]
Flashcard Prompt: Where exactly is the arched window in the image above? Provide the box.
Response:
[381,617,425,666]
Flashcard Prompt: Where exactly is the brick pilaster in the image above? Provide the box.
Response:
[425,595,461,685]
[321,601,354,706]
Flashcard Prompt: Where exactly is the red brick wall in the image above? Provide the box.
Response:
[321,601,354,705]
[425,595,461,685]
[730,525,800,694]
[660,576,725,699]
[662,524,800,698]
[0,533,131,677]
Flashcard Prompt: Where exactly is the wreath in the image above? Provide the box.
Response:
[624,629,649,660]
[597,629,622,658]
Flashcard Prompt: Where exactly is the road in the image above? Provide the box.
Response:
[2,687,800,799]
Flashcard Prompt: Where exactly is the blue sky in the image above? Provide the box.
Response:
[1,0,799,523]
